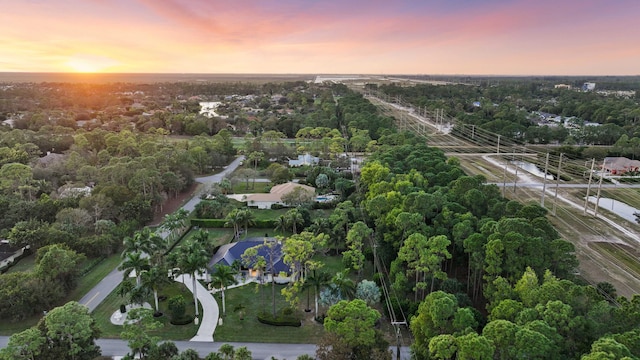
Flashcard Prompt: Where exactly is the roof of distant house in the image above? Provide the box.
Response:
[37,152,65,167]
[288,153,319,167]
[243,182,315,204]
[0,240,21,262]
[603,157,640,171]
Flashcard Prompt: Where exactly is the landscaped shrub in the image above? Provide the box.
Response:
[170,316,194,326]
[257,309,302,327]
[190,219,226,227]
[168,295,186,319]
[190,218,275,228]
[311,201,337,210]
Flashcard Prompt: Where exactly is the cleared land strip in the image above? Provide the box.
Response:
[366,94,640,298]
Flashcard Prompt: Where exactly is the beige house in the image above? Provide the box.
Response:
[241,182,316,209]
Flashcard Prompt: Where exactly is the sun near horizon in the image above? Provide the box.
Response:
[63,54,120,73]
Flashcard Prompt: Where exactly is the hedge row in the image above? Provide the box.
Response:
[170,316,194,326]
[257,311,301,327]
[190,219,275,228]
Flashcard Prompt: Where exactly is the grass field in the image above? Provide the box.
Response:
[5,253,36,273]
[590,242,640,278]
[92,281,200,339]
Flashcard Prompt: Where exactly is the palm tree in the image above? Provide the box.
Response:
[224,209,242,240]
[122,228,152,255]
[175,240,210,320]
[274,215,287,234]
[140,265,171,315]
[192,229,211,249]
[161,208,190,242]
[219,178,232,195]
[306,270,332,315]
[234,346,252,360]
[119,251,149,286]
[247,151,264,189]
[218,343,235,360]
[210,264,238,316]
[236,209,256,239]
[286,208,304,234]
[147,231,167,266]
[331,270,356,300]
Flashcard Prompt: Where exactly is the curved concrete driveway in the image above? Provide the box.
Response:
[176,274,219,342]
[80,155,245,314]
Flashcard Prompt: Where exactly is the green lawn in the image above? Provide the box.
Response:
[92,281,200,339]
[213,283,325,343]
[5,253,36,273]
[232,182,271,194]
[181,227,235,246]
[249,208,288,221]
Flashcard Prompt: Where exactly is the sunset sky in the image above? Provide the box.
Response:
[1,0,639,75]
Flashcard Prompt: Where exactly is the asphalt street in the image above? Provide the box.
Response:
[0,337,412,359]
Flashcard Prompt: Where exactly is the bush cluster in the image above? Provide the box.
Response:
[190,219,275,228]
[257,310,301,327]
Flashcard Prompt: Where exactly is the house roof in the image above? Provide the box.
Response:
[243,182,315,204]
[0,240,20,262]
[603,157,640,171]
[270,182,315,195]
[208,237,289,275]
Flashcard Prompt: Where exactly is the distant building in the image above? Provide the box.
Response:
[582,82,596,91]
[602,157,640,175]
[288,153,319,167]
[554,84,572,89]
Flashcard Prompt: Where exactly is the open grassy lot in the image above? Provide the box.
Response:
[92,281,200,339]
[590,242,640,278]
[213,283,325,343]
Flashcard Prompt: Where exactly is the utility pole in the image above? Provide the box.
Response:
[583,158,596,215]
[496,135,501,154]
[392,321,407,360]
[552,153,564,216]
[540,153,550,207]
[594,161,606,217]
[513,148,520,193]
[502,156,508,197]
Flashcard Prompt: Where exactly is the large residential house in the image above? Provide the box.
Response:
[208,237,291,283]
[238,182,316,210]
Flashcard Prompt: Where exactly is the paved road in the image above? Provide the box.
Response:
[79,155,246,312]
[0,336,412,359]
